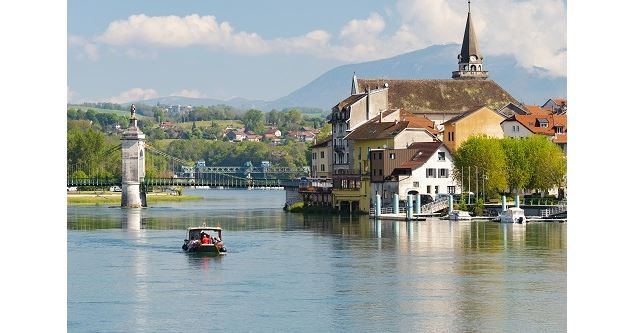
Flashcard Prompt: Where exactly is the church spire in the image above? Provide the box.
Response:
[351,72,359,95]
[452,1,488,80]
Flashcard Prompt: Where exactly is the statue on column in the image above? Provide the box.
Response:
[130,104,136,118]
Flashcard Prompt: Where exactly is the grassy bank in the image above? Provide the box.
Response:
[67,192,203,205]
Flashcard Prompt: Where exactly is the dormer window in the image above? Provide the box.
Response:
[554,126,563,134]
[537,118,549,128]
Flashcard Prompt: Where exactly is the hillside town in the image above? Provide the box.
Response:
[304,8,567,214]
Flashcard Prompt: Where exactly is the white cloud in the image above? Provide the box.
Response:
[97,14,269,54]
[107,88,158,104]
[84,2,566,77]
[394,0,567,77]
[340,12,386,41]
[68,35,100,61]
[170,89,206,98]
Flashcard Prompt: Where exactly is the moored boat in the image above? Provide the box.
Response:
[448,210,472,221]
[182,226,228,254]
[498,207,526,224]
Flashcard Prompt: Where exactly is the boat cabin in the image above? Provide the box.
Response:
[186,227,223,242]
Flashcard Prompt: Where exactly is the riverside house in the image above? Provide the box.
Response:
[370,141,459,204]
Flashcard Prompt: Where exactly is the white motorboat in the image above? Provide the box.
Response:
[448,210,472,221]
[498,207,526,224]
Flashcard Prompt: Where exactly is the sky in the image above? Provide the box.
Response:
[68,0,568,104]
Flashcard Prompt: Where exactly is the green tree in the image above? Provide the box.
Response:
[452,135,508,195]
[191,121,202,139]
[243,109,265,133]
[500,137,531,193]
[316,123,332,141]
[524,136,567,192]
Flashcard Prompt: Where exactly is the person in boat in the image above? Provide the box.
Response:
[186,236,200,251]
[201,233,211,244]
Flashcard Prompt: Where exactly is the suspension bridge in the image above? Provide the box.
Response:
[67,106,308,207]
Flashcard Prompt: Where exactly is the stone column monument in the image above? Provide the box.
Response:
[121,104,146,208]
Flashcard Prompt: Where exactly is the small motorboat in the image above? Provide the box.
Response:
[182,226,228,254]
[498,207,526,224]
[448,210,472,221]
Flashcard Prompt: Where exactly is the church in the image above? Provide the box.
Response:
[334,3,519,128]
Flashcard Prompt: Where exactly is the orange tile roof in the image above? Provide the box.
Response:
[525,105,553,115]
[503,114,567,137]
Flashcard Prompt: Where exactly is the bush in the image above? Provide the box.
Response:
[473,198,484,216]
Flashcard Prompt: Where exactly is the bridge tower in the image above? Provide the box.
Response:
[121,104,146,208]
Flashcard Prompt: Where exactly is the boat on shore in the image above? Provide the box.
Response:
[497,207,526,224]
[182,226,228,254]
[447,210,472,221]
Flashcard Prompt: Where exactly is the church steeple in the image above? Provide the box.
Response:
[351,72,359,95]
[452,1,488,80]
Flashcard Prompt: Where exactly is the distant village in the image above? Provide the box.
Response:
[302,8,567,214]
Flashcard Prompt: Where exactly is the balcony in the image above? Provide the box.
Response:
[333,174,362,190]
[451,70,489,79]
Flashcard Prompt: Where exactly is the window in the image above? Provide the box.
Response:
[426,185,431,194]
[555,126,563,134]
[345,153,349,164]
[320,151,324,158]
[373,169,376,176]
[448,186,456,194]
[379,152,383,159]
[426,168,437,178]
[438,168,448,178]
[313,152,316,159]
[390,153,395,159]
[413,181,419,188]
[438,152,446,161]
[379,169,382,176]
[435,186,439,194]
[321,164,325,171]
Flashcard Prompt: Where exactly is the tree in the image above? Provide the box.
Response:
[452,135,508,195]
[500,137,531,193]
[191,121,202,139]
[267,109,281,125]
[524,136,567,192]
[243,109,265,133]
[316,123,332,141]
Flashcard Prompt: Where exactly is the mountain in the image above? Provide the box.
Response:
[136,44,566,111]
[269,44,566,110]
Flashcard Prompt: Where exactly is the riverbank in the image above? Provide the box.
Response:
[67,191,203,205]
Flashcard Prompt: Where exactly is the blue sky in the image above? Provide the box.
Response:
[68,0,567,103]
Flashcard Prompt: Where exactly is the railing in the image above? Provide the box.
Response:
[421,198,449,214]
[67,177,289,188]
[539,199,567,217]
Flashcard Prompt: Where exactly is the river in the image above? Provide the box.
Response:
[67,188,566,332]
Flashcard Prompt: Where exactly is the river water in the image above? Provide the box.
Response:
[68,189,566,332]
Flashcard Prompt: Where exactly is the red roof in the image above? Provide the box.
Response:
[502,114,567,140]
[525,105,553,115]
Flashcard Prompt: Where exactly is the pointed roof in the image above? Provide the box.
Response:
[351,73,359,95]
[459,12,482,62]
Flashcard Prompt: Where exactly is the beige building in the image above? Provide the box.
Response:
[310,135,332,179]
[441,106,506,152]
